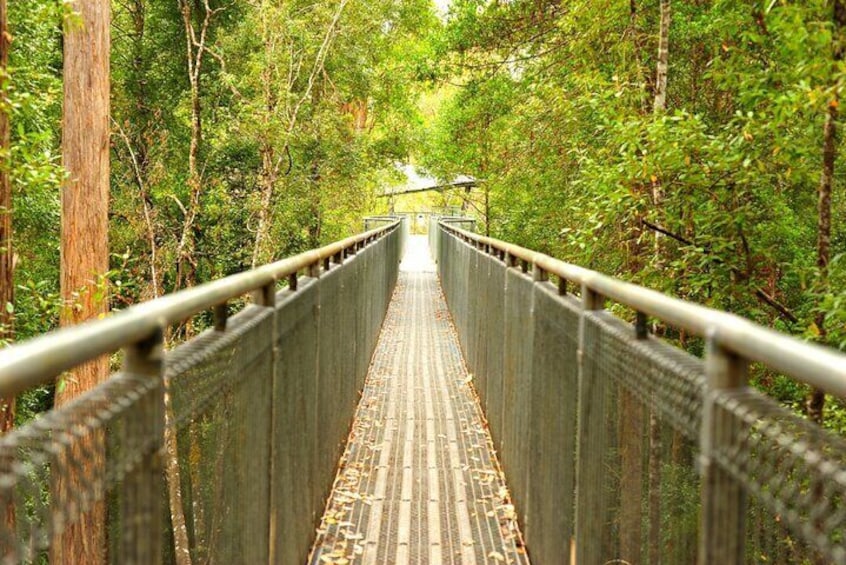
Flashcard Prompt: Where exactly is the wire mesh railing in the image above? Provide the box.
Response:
[435,220,846,565]
[0,218,405,564]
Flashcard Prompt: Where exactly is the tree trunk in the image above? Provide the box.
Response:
[129,0,162,300]
[0,0,14,431]
[0,0,15,543]
[252,142,277,268]
[53,1,110,563]
[175,0,210,294]
[648,413,662,565]
[809,0,846,425]
[651,0,670,257]
[252,19,280,268]
[645,4,671,560]
[618,390,643,564]
[653,0,671,114]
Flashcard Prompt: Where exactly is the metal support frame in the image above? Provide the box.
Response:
[437,221,846,399]
[0,220,400,395]
[431,219,846,564]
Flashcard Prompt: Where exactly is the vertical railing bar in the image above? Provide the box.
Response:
[251,281,277,308]
[532,262,548,283]
[250,279,279,563]
[635,311,649,340]
[574,283,605,563]
[120,326,165,565]
[310,260,322,279]
[698,330,748,565]
[213,303,228,332]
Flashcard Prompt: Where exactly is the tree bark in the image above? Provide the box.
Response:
[252,9,280,268]
[809,0,846,425]
[645,4,671,559]
[53,0,110,562]
[128,0,162,300]
[0,0,14,432]
[653,0,671,114]
[175,0,216,293]
[618,390,643,564]
[0,0,15,543]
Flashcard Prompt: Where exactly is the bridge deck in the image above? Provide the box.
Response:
[309,237,529,564]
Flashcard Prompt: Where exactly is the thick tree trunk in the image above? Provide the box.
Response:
[53,1,110,563]
[809,0,846,425]
[0,0,14,432]
[0,0,15,542]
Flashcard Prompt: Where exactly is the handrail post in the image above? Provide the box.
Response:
[698,331,748,565]
[252,281,277,308]
[213,303,228,331]
[120,327,165,565]
[573,283,605,564]
[249,281,279,562]
[532,262,548,283]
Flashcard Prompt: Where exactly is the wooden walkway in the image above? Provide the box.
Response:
[309,237,529,565]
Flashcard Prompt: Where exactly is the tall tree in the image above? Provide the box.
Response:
[809,0,846,425]
[0,0,14,538]
[0,0,13,435]
[648,3,671,562]
[54,0,110,562]
[175,0,221,292]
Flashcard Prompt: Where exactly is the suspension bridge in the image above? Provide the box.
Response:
[0,217,843,564]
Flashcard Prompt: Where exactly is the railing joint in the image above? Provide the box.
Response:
[310,261,322,279]
[581,284,605,311]
[532,262,548,283]
[121,324,165,376]
[251,281,277,308]
[635,311,649,339]
[213,303,229,332]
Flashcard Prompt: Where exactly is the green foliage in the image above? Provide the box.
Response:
[418,0,846,419]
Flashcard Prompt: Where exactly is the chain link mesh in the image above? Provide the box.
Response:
[0,226,401,564]
[434,226,845,565]
[714,389,846,564]
[0,372,162,564]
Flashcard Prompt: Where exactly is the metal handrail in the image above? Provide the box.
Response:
[0,220,401,396]
[440,221,846,398]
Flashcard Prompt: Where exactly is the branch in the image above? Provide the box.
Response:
[640,219,799,324]
[642,219,693,246]
[755,288,799,324]
[273,0,349,176]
